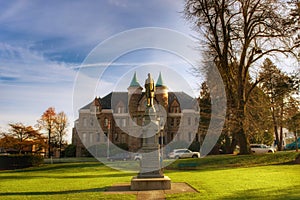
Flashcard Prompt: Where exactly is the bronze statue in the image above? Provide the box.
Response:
[145,73,155,107]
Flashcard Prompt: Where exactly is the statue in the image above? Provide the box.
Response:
[145,73,155,107]
[131,72,171,190]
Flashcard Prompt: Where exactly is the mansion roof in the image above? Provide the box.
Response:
[80,72,197,111]
[81,91,197,111]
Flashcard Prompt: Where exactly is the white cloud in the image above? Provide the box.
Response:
[0,43,77,141]
[0,1,199,143]
[0,43,76,83]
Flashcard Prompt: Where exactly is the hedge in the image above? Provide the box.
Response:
[0,154,44,170]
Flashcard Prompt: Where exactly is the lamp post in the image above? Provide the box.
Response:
[107,119,110,159]
[158,116,164,164]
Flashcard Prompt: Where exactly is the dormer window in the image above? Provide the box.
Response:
[116,101,125,113]
[117,106,124,113]
[170,100,180,113]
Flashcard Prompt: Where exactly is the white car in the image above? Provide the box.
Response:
[133,153,142,161]
[250,144,275,154]
[168,149,200,159]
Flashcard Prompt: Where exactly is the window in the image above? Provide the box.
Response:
[176,118,180,126]
[104,132,108,142]
[96,106,100,112]
[82,133,87,143]
[104,118,108,126]
[115,118,121,127]
[171,106,180,113]
[90,118,94,127]
[187,117,191,125]
[89,133,93,143]
[117,106,125,113]
[96,133,100,142]
[83,118,87,127]
[122,118,126,127]
[170,118,174,127]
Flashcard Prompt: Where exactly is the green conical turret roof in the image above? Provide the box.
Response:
[156,72,165,87]
[129,72,141,87]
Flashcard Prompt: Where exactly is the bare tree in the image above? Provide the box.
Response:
[185,0,299,154]
[54,112,68,158]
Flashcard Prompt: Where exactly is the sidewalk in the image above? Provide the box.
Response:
[105,182,198,200]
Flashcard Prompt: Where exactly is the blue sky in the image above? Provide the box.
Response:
[0,0,201,141]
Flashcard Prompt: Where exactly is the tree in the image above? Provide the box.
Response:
[54,112,68,158]
[244,84,274,145]
[184,0,299,154]
[38,107,56,158]
[0,123,46,154]
[259,58,297,150]
[198,82,211,146]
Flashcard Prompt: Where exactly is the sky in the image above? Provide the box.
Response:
[0,0,202,141]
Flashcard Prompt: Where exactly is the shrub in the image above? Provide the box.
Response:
[0,154,43,170]
[64,144,76,157]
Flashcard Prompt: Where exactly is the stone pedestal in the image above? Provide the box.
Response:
[138,145,163,178]
[130,176,171,191]
[130,74,171,191]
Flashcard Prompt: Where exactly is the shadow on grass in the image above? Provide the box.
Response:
[10,162,103,173]
[0,187,106,197]
[0,172,133,180]
[219,185,300,200]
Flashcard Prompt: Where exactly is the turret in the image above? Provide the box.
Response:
[155,72,168,109]
[128,72,143,115]
[128,72,143,95]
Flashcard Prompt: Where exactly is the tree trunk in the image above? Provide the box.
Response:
[278,103,284,151]
[48,130,51,158]
[278,126,283,151]
[236,102,250,154]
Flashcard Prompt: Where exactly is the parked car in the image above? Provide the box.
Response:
[285,138,300,150]
[133,153,142,161]
[107,153,131,161]
[250,144,275,154]
[168,149,200,159]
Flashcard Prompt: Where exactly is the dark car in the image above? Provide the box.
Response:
[285,138,300,150]
[107,153,131,161]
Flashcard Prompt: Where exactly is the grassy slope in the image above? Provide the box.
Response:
[0,151,299,200]
[165,151,300,200]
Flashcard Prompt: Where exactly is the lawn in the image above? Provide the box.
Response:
[0,152,299,200]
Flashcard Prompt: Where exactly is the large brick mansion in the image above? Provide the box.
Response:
[72,72,200,157]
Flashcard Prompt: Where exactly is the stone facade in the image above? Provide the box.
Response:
[72,72,199,157]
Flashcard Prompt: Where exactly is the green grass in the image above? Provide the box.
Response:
[0,162,135,200]
[0,152,299,200]
[166,165,300,200]
[167,151,300,170]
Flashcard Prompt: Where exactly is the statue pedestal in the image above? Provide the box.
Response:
[130,80,171,191]
[130,176,171,191]
[138,145,163,178]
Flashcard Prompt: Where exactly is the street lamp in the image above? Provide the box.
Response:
[107,119,111,159]
[157,115,165,165]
